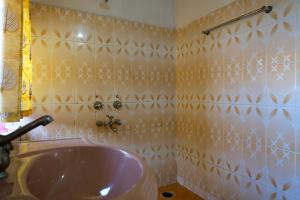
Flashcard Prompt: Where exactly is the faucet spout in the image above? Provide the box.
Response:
[0,115,54,146]
[0,115,54,179]
[96,115,121,132]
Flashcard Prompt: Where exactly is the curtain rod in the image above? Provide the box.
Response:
[202,5,273,35]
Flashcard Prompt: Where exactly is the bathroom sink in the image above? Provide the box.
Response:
[5,144,158,200]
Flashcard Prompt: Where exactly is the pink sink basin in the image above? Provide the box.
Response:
[16,146,158,200]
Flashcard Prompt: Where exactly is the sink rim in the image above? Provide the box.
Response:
[16,145,147,200]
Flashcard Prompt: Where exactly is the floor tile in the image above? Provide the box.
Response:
[158,183,204,200]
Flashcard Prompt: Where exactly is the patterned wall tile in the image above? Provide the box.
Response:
[74,103,96,139]
[30,4,52,38]
[30,0,300,195]
[32,37,53,104]
[222,0,245,24]
[94,44,115,102]
[207,47,223,96]
[267,106,296,151]
[266,20,296,99]
[131,59,149,102]
[296,153,300,196]
[94,16,114,47]
[24,104,54,140]
[244,0,267,13]
[73,11,94,43]
[242,177,268,200]
[243,32,267,104]
[114,55,134,102]
[51,7,75,41]
[223,105,245,176]
[74,42,95,104]
[204,164,225,199]
[30,3,176,187]
[243,105,267,185]
[52,103,76,139]
[51,39,76,104]
[266,109,296,199]
[296,107,300,155]
[223,40,244,100]
[176,0,300,199]
[205,104,225,167]
[297,7,300,67]
[266,0,297,24]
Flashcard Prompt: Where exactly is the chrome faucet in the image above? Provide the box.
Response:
[0,115,54,179]
[96,115,122,132]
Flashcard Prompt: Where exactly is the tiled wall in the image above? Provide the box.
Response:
[27,3,176,186]
[27,0,300,197]
[176,0,300,199]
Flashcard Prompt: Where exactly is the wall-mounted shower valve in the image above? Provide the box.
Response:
[96,115,122,132]
[94,101,104,110]
[113,95,122,110]
[113,100,122,109]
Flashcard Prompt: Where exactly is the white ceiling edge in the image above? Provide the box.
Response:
[30,0,236,28]
[30,0,175,28]
[175,0,235,28]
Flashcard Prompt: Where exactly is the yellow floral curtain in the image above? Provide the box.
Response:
[0,0,32,122]
[21,0,32,117]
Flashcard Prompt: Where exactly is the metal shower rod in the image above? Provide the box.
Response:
[202,5,273,35]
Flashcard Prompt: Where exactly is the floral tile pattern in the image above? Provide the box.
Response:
[176,0,300,199]
[27,0,300,197]
[28,3,176,186]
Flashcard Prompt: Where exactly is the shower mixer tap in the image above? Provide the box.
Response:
[96,115,122,132]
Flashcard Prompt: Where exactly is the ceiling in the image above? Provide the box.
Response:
[30,0,174,28]
[30,0,235,28]
[175,0,235,27]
